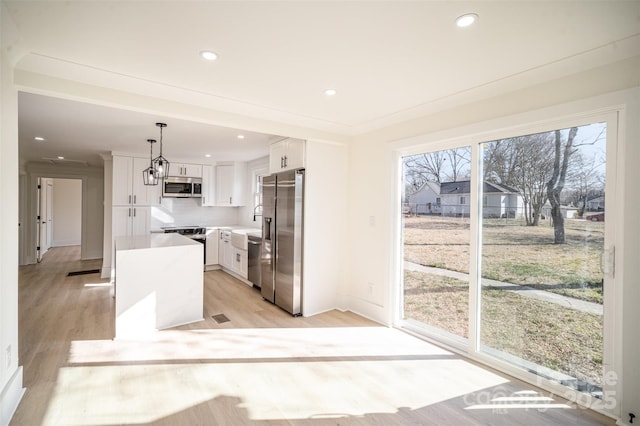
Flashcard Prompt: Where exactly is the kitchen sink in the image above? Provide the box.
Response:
[230,228,260,250]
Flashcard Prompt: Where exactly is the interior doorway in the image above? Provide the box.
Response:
[36,178,83,262]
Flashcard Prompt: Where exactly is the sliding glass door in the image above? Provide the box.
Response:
[479,123,608,399]
[401,147,471,342]
[399,117,616,411]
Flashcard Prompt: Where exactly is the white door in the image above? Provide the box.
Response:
[38,178,52,260]
[36,178,42,262]
[46,181,53,250]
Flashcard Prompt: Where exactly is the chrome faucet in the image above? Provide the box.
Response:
[253,204,263,222]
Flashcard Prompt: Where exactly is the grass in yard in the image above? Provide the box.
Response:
[403,270,468,338]
[403,270,603,387]
[481,287,603,386]
[403,215,604,304]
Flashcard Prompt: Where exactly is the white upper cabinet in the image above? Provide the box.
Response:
[113,156,154,206]
[269,138,306,173]
[216,162,247,206]
[201,165,216,206]
[171,163,202,178]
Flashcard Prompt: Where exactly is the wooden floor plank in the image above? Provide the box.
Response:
[11,246,614,425]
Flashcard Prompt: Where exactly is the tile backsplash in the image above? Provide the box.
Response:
[150,197,239,229]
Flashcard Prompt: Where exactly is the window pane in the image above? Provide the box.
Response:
[479,123,606,398]
[402,147,471,341]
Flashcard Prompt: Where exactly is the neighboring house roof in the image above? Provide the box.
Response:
[485,181,520,194]
[439,180,520,195]
[587,195,605,202]
[440,181,470,195]
[407,181,440,197]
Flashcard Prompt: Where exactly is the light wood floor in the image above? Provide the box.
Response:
[11,246,614,425]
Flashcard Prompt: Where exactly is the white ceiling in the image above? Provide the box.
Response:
[4,1,640,168]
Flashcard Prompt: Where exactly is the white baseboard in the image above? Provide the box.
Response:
[101,266,111,279]
[0,366,25,426]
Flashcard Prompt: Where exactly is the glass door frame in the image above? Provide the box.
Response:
[393,109,621,418]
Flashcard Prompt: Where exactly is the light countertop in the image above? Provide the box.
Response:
[115,233,200,251]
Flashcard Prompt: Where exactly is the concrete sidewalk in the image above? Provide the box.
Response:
[404,261,603,315]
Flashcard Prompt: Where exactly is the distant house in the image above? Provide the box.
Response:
[406,181,441,214]
[586,195,605,211]
[439,180,524,217]
[541,202,580,219]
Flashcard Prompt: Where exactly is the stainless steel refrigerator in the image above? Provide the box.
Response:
[260,169,304,316]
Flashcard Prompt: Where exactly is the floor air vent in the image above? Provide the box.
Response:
[67,269,100,276]
[212,314,230,324]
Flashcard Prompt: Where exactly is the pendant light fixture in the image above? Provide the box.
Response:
[152,122,170,178]
[142,139,159,186]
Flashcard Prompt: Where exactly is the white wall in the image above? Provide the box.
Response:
[346,58,640,422]
[0,3,24,423]
[302,140,348,316]
[23,163,104,263]
[51,178,82,247]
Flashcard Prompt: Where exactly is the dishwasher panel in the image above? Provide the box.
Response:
[247,234,262,288]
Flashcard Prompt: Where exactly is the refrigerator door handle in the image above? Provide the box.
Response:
[264,217,272,241]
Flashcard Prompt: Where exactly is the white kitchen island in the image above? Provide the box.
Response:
[114,233,203,339]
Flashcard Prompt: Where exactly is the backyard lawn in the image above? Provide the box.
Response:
[402,215,604,388]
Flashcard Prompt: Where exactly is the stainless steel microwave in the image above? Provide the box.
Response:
[162,177,202,198]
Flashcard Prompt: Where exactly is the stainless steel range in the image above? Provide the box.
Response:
[162,226,207,239]
[162,226,207,262]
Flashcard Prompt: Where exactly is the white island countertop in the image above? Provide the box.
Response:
[115,233,200,250]
[114,233,203,339]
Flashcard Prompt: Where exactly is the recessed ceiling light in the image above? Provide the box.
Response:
[456,13,478,28]
[237,134,245,139]
[324,89,337,96]
[200,50,218,61]
[205,154,211,158]
[57,156,65,160]
[34,136,45,141]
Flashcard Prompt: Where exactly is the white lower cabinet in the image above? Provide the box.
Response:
[112,206,150,239]
[205,230,219,266]
[219,235,233,270]
[218,232,248,278]
[232,247,248,279]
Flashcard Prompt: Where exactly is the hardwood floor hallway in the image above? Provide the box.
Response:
[11,246,613,425]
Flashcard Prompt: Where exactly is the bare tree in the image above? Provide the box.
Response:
[404,148,471,184]
[547,127,579,244]
[404,151,448,183]
[565,152,605,216]
[516,134,555,225]
[446,147,471,182]
[484,133,554,225]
